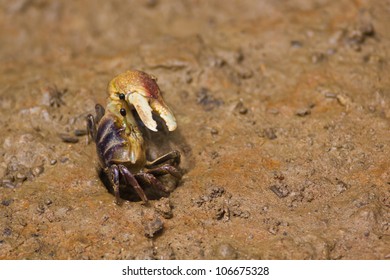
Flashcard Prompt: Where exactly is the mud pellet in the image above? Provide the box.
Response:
[210,151,219,159]
[3,228,12,236]
[32,166,44,177]
[1,178,13,184]
[240,211,250,219]
[196,88,223,111]
[18,219,27,227]
[15,172,27,181]
[239,107,248,114]
[336,94,352,107]
[325,92,337,98]
[74,129,87,136]
[3,181,16,189]
[327,48,337,55]
[59,133,79,143]
[235,100,248,115]
[36,203,45,214]
[179,90,189,100]
[261,206,269,213]
[44,198,53,206]
[1,199,13,206]
[216,243,237,260]
[290,40,303,48]
[234,49,244,63]
[270,185,289,198]
[101,215,110,225]
[311,52,325,63]
[268,225,278,235]
[154,197,173,219]
[210,128,219,135]
[267,108,280,115]
[185,74,193,84]
[296,108,311,117]
[238,68,253,79]
[263,128,277,140]
[144,0,158,8]
[60,157,69,163]
[143,216,163,238]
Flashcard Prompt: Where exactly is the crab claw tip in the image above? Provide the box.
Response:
[150,99,177,131]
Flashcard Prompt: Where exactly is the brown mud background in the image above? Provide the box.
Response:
[0,0,389,259]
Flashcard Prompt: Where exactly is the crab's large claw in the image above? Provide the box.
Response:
[127,92,177,132]
[108,70,177,132]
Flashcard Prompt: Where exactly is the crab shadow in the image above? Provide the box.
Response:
[140,111,195,171]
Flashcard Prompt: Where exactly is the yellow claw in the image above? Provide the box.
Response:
[107,70,177,132]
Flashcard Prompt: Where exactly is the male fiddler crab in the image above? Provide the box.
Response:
[87,70,181,204]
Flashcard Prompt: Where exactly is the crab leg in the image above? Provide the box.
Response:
[109,164,121,204]
[118,164,148,203]
[145,150,181,168]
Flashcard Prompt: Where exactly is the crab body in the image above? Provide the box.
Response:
[95,109,146,173]
[87,70,181,204]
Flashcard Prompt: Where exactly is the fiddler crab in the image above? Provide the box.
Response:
[87,70,181,204]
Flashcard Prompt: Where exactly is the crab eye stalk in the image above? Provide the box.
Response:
[120,108,126,117]
[119,93,126,100]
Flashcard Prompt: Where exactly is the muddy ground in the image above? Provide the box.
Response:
[0,0,389,259]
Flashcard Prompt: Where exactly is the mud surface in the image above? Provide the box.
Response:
[1,0,389,259]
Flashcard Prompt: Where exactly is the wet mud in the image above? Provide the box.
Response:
[0,0,389,259]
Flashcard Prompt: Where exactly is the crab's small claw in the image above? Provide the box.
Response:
[108,70,177,132]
